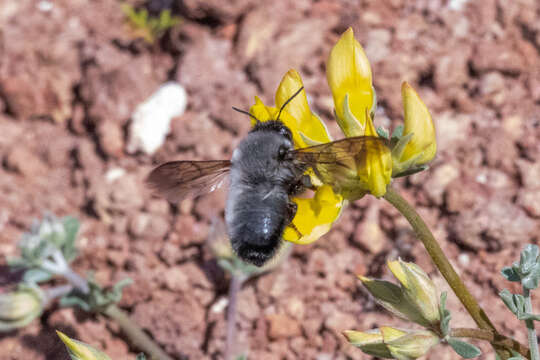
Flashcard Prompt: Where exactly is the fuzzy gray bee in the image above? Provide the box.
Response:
[146,88,389,266]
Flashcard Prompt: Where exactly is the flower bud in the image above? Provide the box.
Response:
[392,82,436,176]
[344,327,439,360]
[57,331,112,360]
[0,286,43,331]
[383,327,440,359]
[359,260,440,327]
[387,259,440,326]
[343,328,396,358]
[359,276,432,327]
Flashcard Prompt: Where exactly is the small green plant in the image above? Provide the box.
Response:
[346,258,532,359]
[121,4,181,43]
[499,244,540,360]
[3,214,172,360]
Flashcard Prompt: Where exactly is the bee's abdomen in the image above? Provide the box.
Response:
[226,192,288,266]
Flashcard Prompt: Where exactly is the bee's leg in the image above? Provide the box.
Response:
[289,175,313,195]
[286,201,303,238]
[288,222,303,238]
[301,174,314,190]
[286,201,297,221]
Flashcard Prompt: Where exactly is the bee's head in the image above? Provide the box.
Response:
[250,120,292,142]
[232,86,303,144]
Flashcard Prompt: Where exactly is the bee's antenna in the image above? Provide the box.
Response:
[276,86,304,122]
[232,106,260,123]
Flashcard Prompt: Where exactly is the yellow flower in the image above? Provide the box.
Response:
[392,82,437,176]
[249,70,343,245]
[244,28,436,246]
[327,27,375,136]
[344,327,440,360]
[360,111,392,198]
[283,185,343,244]
[57,331,112,360]
[326,28,392,197]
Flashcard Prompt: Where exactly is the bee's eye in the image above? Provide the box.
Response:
[279,127,292,141]
[278,145,289,160]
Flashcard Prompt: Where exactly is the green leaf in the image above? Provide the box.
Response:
[23,268,53,284]
[519,244,539,274]
[499,289,518,315]
[135,354,147,360]
[61,217,80,262]
[438,292,451,336]
[447,338,481,358]
[60,295,91,312]
[337,94,365,137]
[501,266,521,282]
[235,355,247,360]
[522,262,540,289]
[376,126,389,139]
[390,132,414,161]
[517,312,540,321]
[392,165,428,178]
[159,9,171,26]
[391,124,404,140]
[7,257,28,269]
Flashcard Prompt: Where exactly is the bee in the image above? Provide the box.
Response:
[146,88,389,266]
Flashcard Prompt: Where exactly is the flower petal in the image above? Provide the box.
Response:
[250,96,274,124]
[327,27,374,126]
[276,69,331,144]
[400,82,436,165]
[361,112,392,197]
[283,185,343,245]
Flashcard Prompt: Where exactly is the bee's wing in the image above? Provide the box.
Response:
[290,136,391,190]
[146,160,231,202]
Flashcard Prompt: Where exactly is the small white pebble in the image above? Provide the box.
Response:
[458,253,470,267]
[476,173,487,184]
[448,0,469,11]
[127,82,188,155]
[37,1,53,12]
[105,167,126,183]
[210,297,229,313]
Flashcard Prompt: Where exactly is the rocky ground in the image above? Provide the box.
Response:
[0,0,539,359]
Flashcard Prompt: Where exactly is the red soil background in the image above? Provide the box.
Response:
[0,0,539,359]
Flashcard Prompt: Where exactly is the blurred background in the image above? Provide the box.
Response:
[0,0,539,359]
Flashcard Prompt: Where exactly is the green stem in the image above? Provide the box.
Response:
[103,305,173,360]
[383,186,509,358]
[523,288,539,360]
[450,328,530,358]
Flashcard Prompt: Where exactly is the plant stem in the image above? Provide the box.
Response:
[451,328,530,358]
[383,186,509,358]
[103,305,173,360]
[523,287,539,360]
[225,274,246,360]
[43,284,74,307]
[61,268,90,294]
